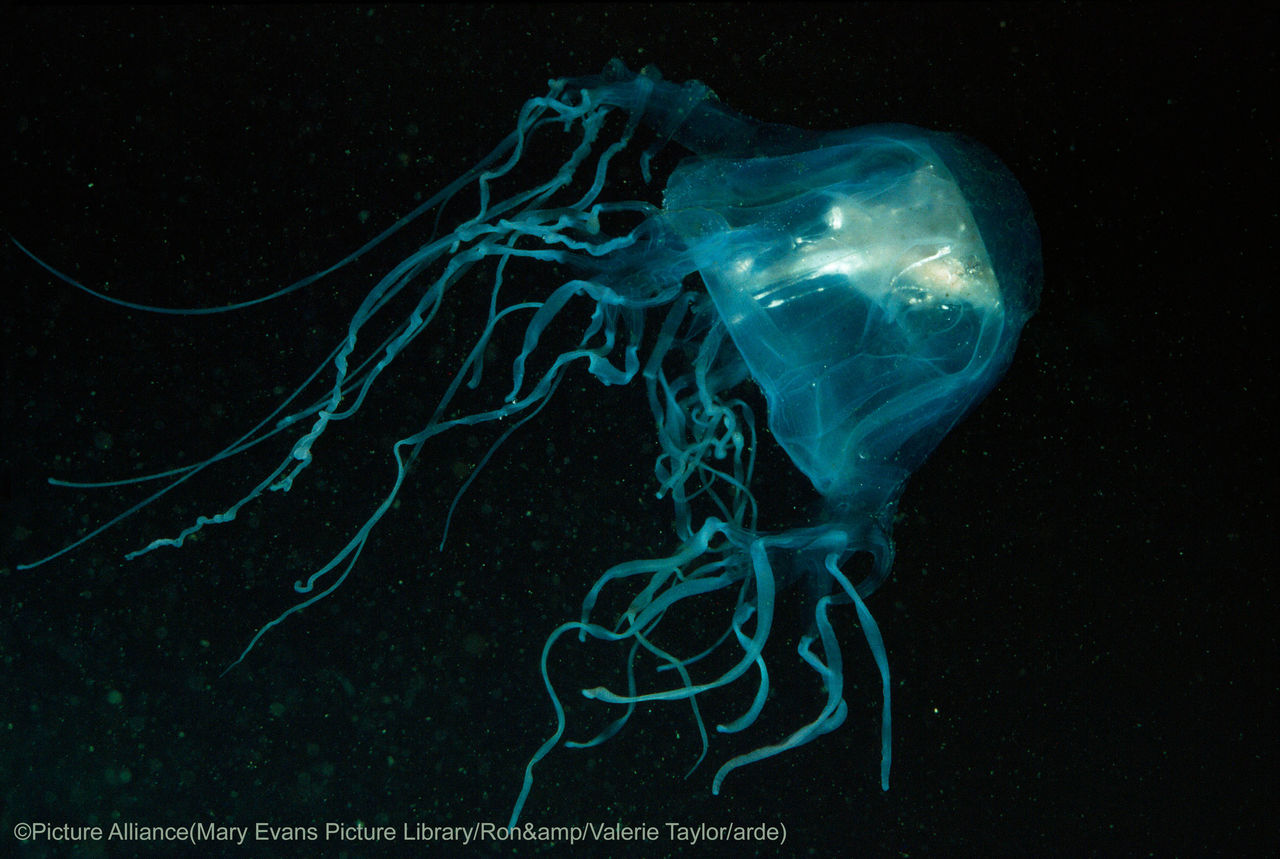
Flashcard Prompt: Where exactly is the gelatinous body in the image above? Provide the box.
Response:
[18,61,1041,826]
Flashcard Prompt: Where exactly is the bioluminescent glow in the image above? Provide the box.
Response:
[17,61,1041,825]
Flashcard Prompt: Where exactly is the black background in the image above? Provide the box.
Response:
[1,4,1271,857]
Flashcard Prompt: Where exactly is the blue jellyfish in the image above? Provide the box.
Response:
[16,60,1041,826]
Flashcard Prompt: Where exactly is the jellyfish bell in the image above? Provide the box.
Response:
[665,123,1040,517]
[15,60,1040,826]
